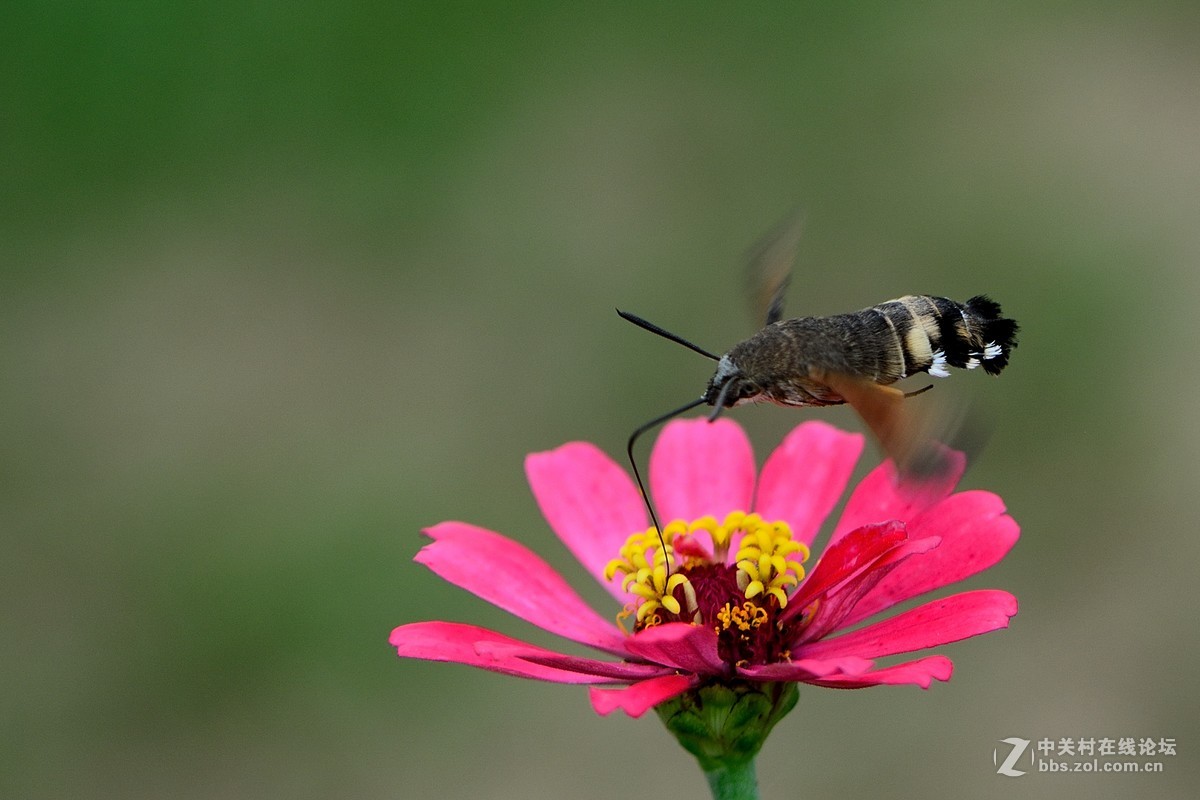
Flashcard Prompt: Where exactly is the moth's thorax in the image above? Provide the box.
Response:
[705,326,843,409]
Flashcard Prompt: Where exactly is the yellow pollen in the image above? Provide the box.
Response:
[683,510,767,560]
[604,526,672,583]
[605,524,694,628]
[716,601,769,633]
[733,518,808,610]
[607,511,807,628]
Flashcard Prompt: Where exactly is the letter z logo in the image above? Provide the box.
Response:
[994,737,1031,777]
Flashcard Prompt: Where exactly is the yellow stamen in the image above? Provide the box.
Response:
[607,511,809,628]
[604,526,673,583]
[733,518,808,610]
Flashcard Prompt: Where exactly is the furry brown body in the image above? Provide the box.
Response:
[702,294,1018,411]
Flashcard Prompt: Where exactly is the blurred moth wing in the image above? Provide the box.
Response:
[744,208,805,327]
[817,369,968,482]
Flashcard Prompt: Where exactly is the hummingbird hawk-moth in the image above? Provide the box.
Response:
[618,213,1019,562]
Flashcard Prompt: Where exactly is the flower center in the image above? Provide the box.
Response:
[604,511,810,666]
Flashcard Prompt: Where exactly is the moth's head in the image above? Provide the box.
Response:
[703,355,764,409]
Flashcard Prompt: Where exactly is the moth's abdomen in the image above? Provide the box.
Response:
[873,295,1019,379]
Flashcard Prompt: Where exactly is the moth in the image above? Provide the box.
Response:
[618,213,1019,556]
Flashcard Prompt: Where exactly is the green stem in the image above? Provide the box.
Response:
[704,757,759,800]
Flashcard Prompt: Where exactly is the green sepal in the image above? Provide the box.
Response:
[655,681,799,772]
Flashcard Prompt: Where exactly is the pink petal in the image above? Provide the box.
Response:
[790,531,941,642]
[589,674,694,717]
[624,622,725,676]
[649,418,755,522]
[672,533,714,561]
[390,622,622,684]
[415,522,628,655]
[841,491,1020,626]
[740,655,875,682]
[782,521,910,621]
[526,442,648,601]
[809,655,954,689]
[776,519,942,642]
[754,422,864,546]
[830,450,966,545]
[475,643,672,682]
[797,590,1018,661]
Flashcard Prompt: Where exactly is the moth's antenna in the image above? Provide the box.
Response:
[619,308,718,574]
[617,309,720,361]
[626,397,707,576]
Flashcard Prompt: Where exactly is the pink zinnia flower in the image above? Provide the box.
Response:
[390,419,1018,719]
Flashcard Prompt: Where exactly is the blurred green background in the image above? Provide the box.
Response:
[4,2,1198,798]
